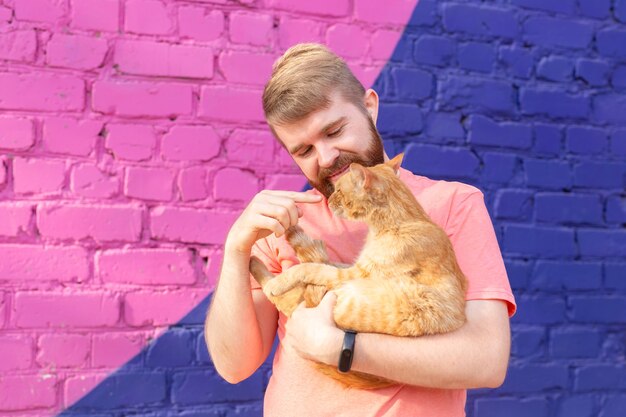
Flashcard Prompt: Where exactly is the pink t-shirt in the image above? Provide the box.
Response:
[250,168,516,417]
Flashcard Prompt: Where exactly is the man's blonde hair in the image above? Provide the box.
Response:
[262,43,367,129]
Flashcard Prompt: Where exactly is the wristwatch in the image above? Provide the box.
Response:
[338,330,357,373]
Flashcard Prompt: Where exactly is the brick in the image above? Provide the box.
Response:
[593,93,626,124]
[63,374,107,407]
[13,157,66,195]
[326,24,368,59]
[611,130,626,156]
[576,59,610,86]
[229,11,272,46]
[533,123,562,156]
[0,336,32,370]
[199,86,264,123]
[219,50,275,86]
[0,244,88,282]
[474,398,549,417]
[494,189,533,220]
[499,45,534,79]
[225,129,275,165]
[0,29,37,62]
[371,29,404,61]
[0,72,84,112]
[566,126,607,155]
[579,0,610,19]
[503,225,576,257]
[578,229,626,257]
[511,327,545,357]
[0,158,6,187]
[536,56,574,82]
[513,295,567,325]
[0,116,34,150]
[0,375,57,411]
[378,103,424,135]
[92,332,144,367]
[278,17,323,49]
[178,167,209,201]
[442,4,518,39]
[46,33,107,70]
[523,17,593,49]
[404,144,478,179]
[391,67,433,101]
[92,81,192,117]
[535,193,603,225]
[97,249,196,285]
[574,365,626,390]
[37,203,143,242]
[468,115,531,149]
[266,0,349,17]
[124,166,175,201]
[424,112,464,142]
[612,66,626,91]
[520,88,589,119]
[607,195,626,223]
[146,328,195,368]
[438,76,514,114]
[524,159,571,190]
[532,261,602,291]
[481,153,517,184]
[512,0,576,13]
[150,206,237,245]
[550,328,601,358]
[0,202,32,236]
[14,0,67,23]
[265,174,307,191]
[14,291,120,328]
[70,0,119,31]
[104,123,156,161]
[70,163,119,198]
[499,364,569,393]
[161,125,221,162]
[125,0,173,35]
[353,0,416,24]
[124,290,207,326]
[602,396,626,417]
[43,117,101,156]
[505,260,531,290]
[214,168,260,203]
[178,7,223,42]
[606,263,626,290]
[458,42,496,73]
[69,372,167,409]
[196,330,211,364]
[36,333,90,367]
[413,35,455,67]
[570,296,626,324]
[115,40,213,79]
[596,28,626,60]
[171,370,264,405]
[574,161,624,189]
[0,6,12,22]
[617,0,626,22]
[557,395,596,417]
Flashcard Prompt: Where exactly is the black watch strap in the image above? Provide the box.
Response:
[338,330,357,373]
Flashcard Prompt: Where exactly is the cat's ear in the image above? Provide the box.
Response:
[385,153,404,173]
[349,163,371,188]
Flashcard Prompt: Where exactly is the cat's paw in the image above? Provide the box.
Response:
[264,278,287,297]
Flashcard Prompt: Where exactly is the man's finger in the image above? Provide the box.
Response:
[263,190,323,203]
[319,291,337,309]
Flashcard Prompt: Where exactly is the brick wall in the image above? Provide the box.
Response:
[0,0,624,416]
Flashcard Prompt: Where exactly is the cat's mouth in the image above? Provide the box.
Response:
[327,165,350,183]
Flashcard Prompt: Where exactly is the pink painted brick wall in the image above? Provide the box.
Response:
[0,0,413,414]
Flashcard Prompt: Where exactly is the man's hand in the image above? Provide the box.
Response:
[283,292,344,365]
[226,190,322,255]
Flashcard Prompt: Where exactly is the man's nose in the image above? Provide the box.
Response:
[317,143,339,168]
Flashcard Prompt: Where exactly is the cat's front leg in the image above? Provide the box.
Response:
[266,263,351,296]
[264,264,309,297]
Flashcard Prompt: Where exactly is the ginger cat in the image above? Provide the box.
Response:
[249,153,468,390]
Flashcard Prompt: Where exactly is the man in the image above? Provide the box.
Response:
[206,43,516,416]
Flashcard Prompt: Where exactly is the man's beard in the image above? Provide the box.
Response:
[308,117,385,199]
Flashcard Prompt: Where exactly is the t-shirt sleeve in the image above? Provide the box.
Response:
[447,190,517,317]
[249,237,282,291]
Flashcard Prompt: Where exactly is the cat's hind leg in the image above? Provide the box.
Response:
[265,263,353,296]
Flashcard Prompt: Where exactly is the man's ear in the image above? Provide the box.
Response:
[364,89,379,125]
[385,153,404,173]
[350,163,371,188]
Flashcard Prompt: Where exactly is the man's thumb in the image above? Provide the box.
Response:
[320,291,337,308]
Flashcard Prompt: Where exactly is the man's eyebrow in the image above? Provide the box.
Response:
[288,116,348,155]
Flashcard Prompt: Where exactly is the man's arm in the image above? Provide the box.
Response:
[283,296,511,389]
